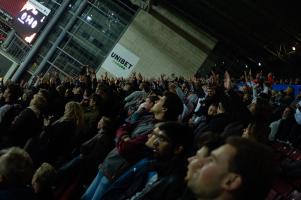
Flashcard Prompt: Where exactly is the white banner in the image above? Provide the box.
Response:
[101,43,140,78]
[29,0,51,16]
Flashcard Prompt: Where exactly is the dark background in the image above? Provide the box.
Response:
[159,0,301,78]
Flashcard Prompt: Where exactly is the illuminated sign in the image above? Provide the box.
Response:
[13,0,51,43]
[101,43,140,78]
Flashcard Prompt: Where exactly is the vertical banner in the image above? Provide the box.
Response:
[101,43,140,78]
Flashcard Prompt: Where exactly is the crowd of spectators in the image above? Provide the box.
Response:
[0,65,301,200]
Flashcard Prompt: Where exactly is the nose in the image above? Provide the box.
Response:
[153,138,159,145]
[188,155,209,167]
[188,156,196,163]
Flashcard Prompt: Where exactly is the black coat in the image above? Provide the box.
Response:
[101,158,187,200]
[9,108,43,147]
[0,186,37,200]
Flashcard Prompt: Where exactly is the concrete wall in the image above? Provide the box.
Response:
[98,10,217,79]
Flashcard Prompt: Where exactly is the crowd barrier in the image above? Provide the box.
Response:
[237,82,301,97]
[272,84,301,97]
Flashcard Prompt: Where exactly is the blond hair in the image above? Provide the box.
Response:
[60,101,84,128]
[32,162,56,192]
[30,94,47,111]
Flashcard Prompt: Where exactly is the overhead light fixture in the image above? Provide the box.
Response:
[245,65,248,68]
[292,46,296,51]
[258,62,262,66]
[86,16,92,21]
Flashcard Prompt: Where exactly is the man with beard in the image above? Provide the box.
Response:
[100,121,193,200]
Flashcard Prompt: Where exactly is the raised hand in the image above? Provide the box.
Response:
[224,71,232,91]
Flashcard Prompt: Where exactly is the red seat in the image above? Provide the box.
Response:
[290,178,301,191]
[289,150,301,161]
[272,178,294,197]
[271,143,294,158]
[266,189,279,200]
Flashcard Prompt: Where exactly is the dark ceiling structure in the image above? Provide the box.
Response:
[158,0,301,77]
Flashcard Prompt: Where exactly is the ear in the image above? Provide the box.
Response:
[0,175,5,184]
[221,173,242,191]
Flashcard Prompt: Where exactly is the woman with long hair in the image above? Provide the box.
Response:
[38,101,84,167]
[59,101,84,129]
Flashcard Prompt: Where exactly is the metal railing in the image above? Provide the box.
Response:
[0,29,8,44]
[4,34,31,62]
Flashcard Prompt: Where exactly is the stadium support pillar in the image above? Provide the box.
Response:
[29,0,88,85]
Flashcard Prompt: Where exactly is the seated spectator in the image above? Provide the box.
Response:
[81,93,102,140]
[190,103,218,128]
[270,101,301,147]
[76,116,116,182]
[21,89,35,108]
[269,106,294,142]
[242,121,270,144]
[194,85,218,119]
[81,92,183,200]
[287,101,301,148]
[32,163,56,200]
[0,84,23,147]
[186,137,275,200]
[281,86,294,106]
[207,101,232,133]
[100,121,193,200]
[248,97,272,124]
[80,116,116,169]
[124,82,150,114]
[40,101,84,167]
[51,116,116,200]
[0,147,35,200]
[8,93,47,147]
[125,95,159,124]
